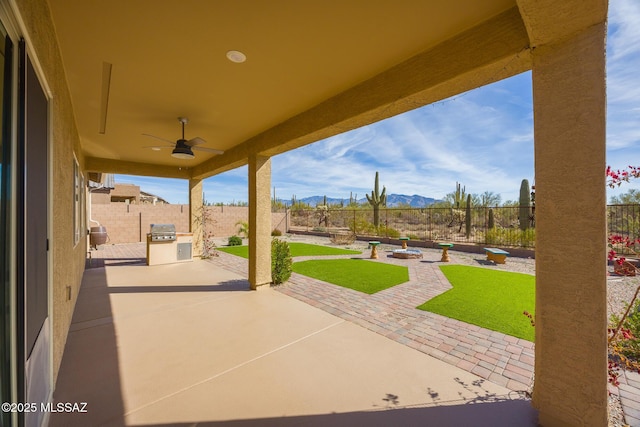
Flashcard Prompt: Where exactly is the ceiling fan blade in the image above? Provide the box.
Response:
[193,146,224,155]
[142,133,175,144]
[186,137,206,146]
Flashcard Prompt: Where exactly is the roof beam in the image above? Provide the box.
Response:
[517,0,608,48]
[191,6,531,180]
[85,157,191,179]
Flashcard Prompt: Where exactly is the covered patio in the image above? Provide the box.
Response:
[0,0,609,425]
[51,245,536,426]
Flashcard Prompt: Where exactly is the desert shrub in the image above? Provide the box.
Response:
[228,235,243,246]
[485,227,535,248]
[349,219,401,238]
[609,298,640,385]
[610,300,640,362]
[407,233,421,241]
[378,225,401,238]
[271,229,282,236]
[330,231,356,245]
[349,218,375,235]
[519,228,536,247]
[484,228,501,245]
[271,238,292,285]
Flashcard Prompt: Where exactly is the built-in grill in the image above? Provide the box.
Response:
[149,223,177,242]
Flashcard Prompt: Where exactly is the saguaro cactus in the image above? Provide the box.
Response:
[519,179,531,231]
[366,171,387,228]
[453,181,466,208]
[465,194,472,238]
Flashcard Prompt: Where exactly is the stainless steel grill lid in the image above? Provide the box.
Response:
[150,224,177,241]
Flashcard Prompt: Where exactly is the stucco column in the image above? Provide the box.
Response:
[189,178,203,258]
[531,23,607,426]
[248,155,271,290]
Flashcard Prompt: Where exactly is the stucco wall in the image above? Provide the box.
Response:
[91,204,190,243]
[91,204,287,243]
[15,0,86,382]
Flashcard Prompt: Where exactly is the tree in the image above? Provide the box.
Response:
[610,189,640,204]
[235,220,249,238]
[480,191,502,207]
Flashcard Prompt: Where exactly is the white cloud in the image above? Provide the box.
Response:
[271,73,535,202]
[606,0,640,151]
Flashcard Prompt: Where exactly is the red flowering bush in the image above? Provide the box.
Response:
[609,314,640,387]
[607,165,640,188]
[608,235,640,267]
[607,165,640,385]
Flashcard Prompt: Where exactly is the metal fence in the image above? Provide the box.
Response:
[286,206,536,248]
[279,204,640,249]
[608,204,640,254]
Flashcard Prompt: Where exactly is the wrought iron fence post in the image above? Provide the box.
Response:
[484,207,488,245]
[385,208,388,238]
[353,209,356,235]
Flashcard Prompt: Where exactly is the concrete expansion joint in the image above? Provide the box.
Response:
[122,319,345,418]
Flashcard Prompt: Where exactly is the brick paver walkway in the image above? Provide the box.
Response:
[86,242,147,268]
[618,371,640,426]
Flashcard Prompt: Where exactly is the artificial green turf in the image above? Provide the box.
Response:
[417,265,535,342]
[292,259,409,294]
[217,242,361,259]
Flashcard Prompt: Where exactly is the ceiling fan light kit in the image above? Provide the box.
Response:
[171,140,195,159]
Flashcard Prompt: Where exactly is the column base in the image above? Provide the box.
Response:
[250,282,271,291]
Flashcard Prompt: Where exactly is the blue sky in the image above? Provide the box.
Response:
[117,0,640,205]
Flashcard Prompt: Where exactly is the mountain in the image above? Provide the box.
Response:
[290,194,439,208]
[386,194,439,207]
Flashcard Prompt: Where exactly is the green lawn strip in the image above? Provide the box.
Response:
[217,242,361,259]
[417,265,535,342]
[217,245,250,258]
[292,259,409,294]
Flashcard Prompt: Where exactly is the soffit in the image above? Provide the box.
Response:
[47,0,516,172]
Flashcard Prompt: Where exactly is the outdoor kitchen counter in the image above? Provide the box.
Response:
[146,232,194,266]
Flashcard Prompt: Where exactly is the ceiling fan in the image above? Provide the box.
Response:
[143,117,224,160]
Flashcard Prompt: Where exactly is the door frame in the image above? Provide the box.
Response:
[0,3,54,425]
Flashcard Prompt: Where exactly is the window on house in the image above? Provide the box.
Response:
[73,156,82,245]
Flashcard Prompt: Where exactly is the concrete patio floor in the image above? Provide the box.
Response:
[50,245,537,426]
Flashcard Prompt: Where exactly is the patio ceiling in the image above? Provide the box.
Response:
[47,0,526,179]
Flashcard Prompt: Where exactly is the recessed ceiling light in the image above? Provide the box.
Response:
[151,147,161,151]
[226,50,246,63]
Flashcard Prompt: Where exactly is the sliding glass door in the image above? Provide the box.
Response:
[0,21,13,427]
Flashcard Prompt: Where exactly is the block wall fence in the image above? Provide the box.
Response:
[90,204,288,244]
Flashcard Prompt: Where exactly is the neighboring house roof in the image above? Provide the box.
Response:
[140,190,170,205]
[88,173,115,189]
